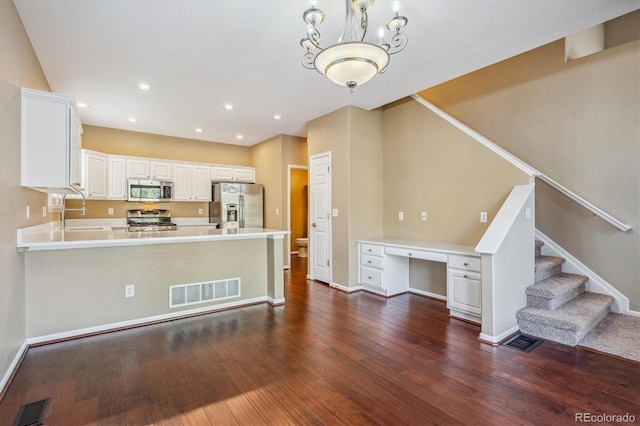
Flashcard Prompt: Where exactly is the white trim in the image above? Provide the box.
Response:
[535,229,637,316]
[479,325,520,344]
[286,164,309,270]
[26,296,268,345]
[475,184,535,254]
[0,340,29,396]
[409,288,447,302]
[411,95,540,177]
[330,282,363,293]
[268,297,286,305]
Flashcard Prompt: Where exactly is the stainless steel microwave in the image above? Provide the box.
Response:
[127,179,173,202]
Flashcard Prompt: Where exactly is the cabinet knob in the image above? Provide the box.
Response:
[408,252,412,256]
[464,262,469,266]
[464,274,468,278]
[368,276,372,280]
[367,260,371,264]
[368,249,371,252]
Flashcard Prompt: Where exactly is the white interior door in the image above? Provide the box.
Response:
[310,152,331,283]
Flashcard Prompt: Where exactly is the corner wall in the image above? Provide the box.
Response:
[0,0,51,392]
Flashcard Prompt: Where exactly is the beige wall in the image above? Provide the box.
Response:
[250,134,308,262]
[0,0,52,387]
[24,240,268,338]
[382,98,530,245]
[82,125,252,164]
[307,106,384,287]
[419,18,639,308]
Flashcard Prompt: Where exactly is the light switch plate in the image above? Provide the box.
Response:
[399,211,404,221]
[108,208,114,215]
[480,212,488,223]
[421,212,427,221]
[332,209,339,217]
[198,208,203,215]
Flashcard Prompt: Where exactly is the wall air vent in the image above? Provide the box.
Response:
[169,278,240,308]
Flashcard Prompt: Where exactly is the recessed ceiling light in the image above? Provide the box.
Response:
[273,114,282,120]
[128,117,138,123]
[195,128,203,133]
[77,102,89,108]
[236,134,243,140]
[137,83,151,91]
[223,104,235,111]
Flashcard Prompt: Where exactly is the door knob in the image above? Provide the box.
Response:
[312,223,317,227]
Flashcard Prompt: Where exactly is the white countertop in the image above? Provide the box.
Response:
[358,238,479,256]
[18,222,288,251]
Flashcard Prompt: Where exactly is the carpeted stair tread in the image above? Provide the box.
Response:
[535,255,564,271]
[534,255,565,282]
[517,292,613,346]
[517,292,613,332]
[526,273,587,299]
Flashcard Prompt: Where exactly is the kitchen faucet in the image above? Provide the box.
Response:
[61,191,87,229]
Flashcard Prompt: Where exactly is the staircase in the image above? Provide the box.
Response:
[516,240,614,346]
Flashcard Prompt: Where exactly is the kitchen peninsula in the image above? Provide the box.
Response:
[18,223,287,343]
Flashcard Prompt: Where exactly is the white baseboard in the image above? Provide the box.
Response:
[409,288,446,301]
[0,340,29,398]
[479,325,520,345]
[268,297,286,306]
[535,229,637,315]
[330,282,363,293]
[26,296,268,346]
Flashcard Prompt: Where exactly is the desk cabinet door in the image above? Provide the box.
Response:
[447,270,481,315]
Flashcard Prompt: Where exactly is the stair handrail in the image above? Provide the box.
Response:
[411,94,631,233]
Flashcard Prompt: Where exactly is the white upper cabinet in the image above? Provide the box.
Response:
[21,88,83,193]
[108,156,127,200]
[127,158,172,179]
[127,158,150,179]
[84,151,108,199]
[211,166,255,183]
[172,163,212,202]
[150,161,172,180]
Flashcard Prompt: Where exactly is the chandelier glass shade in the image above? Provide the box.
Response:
[301,0,408,92]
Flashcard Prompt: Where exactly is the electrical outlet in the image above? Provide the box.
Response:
[398,211,404,221]
[198,208,203,215]
[42,206,47,217]
[108,208,114,215]
[125,284,134,298]
[276,208,279,215]
[525,207,532,220]
[26,206,30,219]
[421,211,427,221]
[480,212,488,223]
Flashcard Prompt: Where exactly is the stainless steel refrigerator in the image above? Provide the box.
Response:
[209,182,264,229]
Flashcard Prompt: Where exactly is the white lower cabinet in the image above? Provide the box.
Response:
[447,255,482,322]
[358,243,408,296]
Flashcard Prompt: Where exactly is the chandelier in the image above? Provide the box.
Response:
[301,0,408,93]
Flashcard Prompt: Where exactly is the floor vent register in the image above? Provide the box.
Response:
[502,334,544,352]
[13,398,49,426]
[169,277,241,308]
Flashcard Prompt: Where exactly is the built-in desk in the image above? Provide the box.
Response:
[357,239,482,323]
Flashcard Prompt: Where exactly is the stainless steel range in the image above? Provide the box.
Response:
[127,209,177,232]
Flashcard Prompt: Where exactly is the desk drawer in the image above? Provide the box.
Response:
[360,266,383,288]
[385,246,447,262]
[360,243,383,257]
[448,255,481,272]
[360,254,383,269]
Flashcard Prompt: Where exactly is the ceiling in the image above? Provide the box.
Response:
[14,0,639,147]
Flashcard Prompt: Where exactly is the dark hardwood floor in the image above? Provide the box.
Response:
[1,255,638,425]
